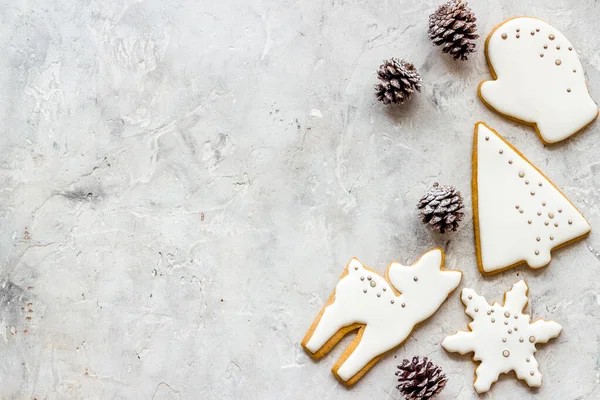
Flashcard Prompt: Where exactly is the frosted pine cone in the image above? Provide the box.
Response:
[428,0,479,60]
[417,182,464,233]
[374,58,422,105]
[396,357,448,400]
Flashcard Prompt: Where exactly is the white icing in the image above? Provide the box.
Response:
[442,280,562,393]
[475,123,590,273]
[304,249,461,383]
[480,17,598,143]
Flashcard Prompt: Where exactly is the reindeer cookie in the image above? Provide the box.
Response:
[301,248,462,386]
[479,17,598,144]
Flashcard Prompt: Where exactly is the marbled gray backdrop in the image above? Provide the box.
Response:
[0,0,599,399]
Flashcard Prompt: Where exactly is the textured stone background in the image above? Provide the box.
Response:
[1,0,600,399]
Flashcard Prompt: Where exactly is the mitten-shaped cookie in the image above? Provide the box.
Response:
[479,17,598,144]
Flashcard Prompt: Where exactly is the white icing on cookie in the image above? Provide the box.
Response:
[303,249,461,383]
[474,123,590,273]
[442,280,562,393]
[480,17,598,143]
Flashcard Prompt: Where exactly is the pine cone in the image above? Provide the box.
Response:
[374,58,421,105]
[428,0,479,60]
[396,357,448,400]
[417,182,464,233]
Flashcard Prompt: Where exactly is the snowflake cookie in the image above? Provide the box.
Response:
[473,122,590,274]
[442,280,562,393]
[479,17,598,144]
[301,248,462,386]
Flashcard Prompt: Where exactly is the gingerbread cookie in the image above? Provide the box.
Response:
[473,122,590,274]
[479,17,598,144]
[301,248,462,386]
[442,280,562,394]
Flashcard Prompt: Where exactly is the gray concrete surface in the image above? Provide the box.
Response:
[1,0,599,398]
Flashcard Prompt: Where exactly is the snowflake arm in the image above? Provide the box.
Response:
[513,355,542,387]
[460,288,489,319]
[528,319,562,343]
[474,362,500,394]
[442,330,476,354]
[503,280,529,313]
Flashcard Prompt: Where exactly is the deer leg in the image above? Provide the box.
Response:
[304,302,353,354]
[335,325,387,382]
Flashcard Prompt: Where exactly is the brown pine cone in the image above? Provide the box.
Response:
[374,58,422,105]
[396,356,448,400]
[417,182,464,233]
[428,0,479,60]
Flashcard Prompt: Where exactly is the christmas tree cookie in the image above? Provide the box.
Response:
[473,122,590,274]
[442,280,562,393]
[479,17,598,144]
[301,249,462,386]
